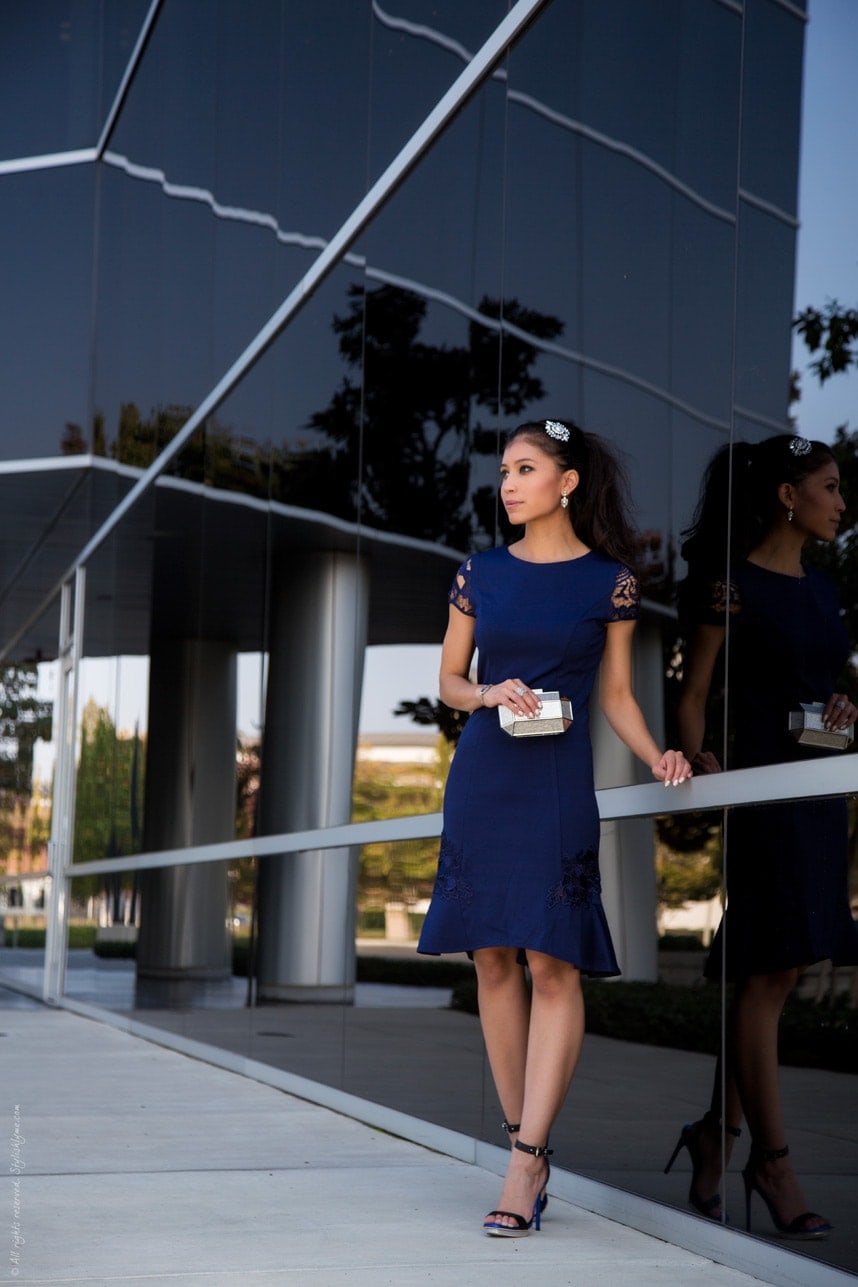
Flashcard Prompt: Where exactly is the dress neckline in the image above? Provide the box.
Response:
[505,545,595,567]
[744,558,807,582]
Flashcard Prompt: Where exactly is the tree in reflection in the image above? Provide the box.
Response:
[308,284,564,547]
[0,666,53,887]
[61,284,564,548]
[72,699,144,915]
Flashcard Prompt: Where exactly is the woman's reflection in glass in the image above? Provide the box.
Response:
[667,435,858,1238]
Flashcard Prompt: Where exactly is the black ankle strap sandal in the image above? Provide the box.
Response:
[514,1139,553,1158]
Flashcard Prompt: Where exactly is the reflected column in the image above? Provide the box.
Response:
[256,550,369,1003]
[591,616,664,981]
[136,638,236,1002]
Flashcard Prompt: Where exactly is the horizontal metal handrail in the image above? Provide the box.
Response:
[58,756,856,880]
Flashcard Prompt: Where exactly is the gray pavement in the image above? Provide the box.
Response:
[0,987,852,1287]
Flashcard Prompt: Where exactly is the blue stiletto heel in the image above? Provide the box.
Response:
[484,1140,553,1238]
[664,1111,741,1222]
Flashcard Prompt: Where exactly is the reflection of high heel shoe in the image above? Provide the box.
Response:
[664,1111,741,1221]
[484,1140,553,1238]
[741,1145,832,1240]
[501,1120,549,1213]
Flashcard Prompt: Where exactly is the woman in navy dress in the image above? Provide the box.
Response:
[671,435,858,1238]
[418,418,691,1236]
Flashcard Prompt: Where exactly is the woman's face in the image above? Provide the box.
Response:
[499,439,574,525]
[790,460,846,542]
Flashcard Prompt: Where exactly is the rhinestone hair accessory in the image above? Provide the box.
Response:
[544,420,570,442]
[788,436,812,457]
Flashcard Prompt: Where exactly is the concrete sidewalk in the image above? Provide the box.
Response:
[0,995,796,1287]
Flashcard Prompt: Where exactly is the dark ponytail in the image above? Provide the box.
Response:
[506,419,638,568]
[680,434,835,576]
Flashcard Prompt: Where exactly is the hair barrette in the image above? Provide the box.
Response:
[544,420,570,442]
[788,436,812,457]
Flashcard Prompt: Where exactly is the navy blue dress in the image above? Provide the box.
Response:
[695,561,858,980]
[417,545,639,976]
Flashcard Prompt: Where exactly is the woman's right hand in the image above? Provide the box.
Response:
[482,679,542,718]
[823,692,857,732]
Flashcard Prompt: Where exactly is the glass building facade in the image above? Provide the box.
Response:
[1,0,854,1276]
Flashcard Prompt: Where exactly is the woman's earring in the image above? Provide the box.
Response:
[560,493,569,509]
[787,506,794,523]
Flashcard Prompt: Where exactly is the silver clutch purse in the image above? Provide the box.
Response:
[499,689,573,737]
[788,702,854,750]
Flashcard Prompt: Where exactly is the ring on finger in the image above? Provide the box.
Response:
[514,685,525,696]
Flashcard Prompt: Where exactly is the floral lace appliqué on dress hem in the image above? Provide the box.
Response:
[546,849,601,909]
[432,835,474,904]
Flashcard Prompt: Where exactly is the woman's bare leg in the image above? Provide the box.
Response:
[473,947,531,1136]
[684,1056,743,1214]
[477,950,585,1229]
[731,969,830,1231]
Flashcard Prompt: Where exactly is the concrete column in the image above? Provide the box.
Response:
[256,550,369,1003]
[591,617,664,981]
[136,638,236,990]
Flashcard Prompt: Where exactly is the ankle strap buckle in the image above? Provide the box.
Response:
[514,1139,553,1158]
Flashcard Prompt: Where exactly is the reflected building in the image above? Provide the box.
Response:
[0,2,807,1053]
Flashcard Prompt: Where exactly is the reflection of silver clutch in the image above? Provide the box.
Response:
[788,702,854,750]
[499,689,573,737]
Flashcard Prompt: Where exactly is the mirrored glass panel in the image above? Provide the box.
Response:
[0,168,97,460]
[368,0,508,182]
[0,1,151,159]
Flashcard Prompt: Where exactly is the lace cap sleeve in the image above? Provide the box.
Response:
[448,557,475,617]
[700,576,741,625]
[608,564,639,621]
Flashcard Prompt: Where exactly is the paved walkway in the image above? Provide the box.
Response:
[0,993,803,1287]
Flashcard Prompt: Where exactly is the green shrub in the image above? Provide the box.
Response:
[92,939,136,959]
[358,909,386,934]
[449,976,858,1074]
[69,924,98,949]
[657,934,706,952]
[233,936,250,977]
[357,955,474,988]
[0,926,46,948]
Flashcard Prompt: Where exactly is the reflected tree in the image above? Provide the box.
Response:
[0,665,53,878]
[655,812,722,912]
[393,696,468,745]
[309,284,563,547]
[352,745,446,909]
[60,285,564,549]
[73,700,144,915]
[0,666,53,797]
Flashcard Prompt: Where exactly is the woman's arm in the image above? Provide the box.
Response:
[438,605,482,712]
[675,623,725,771]
[599,620,691,784]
